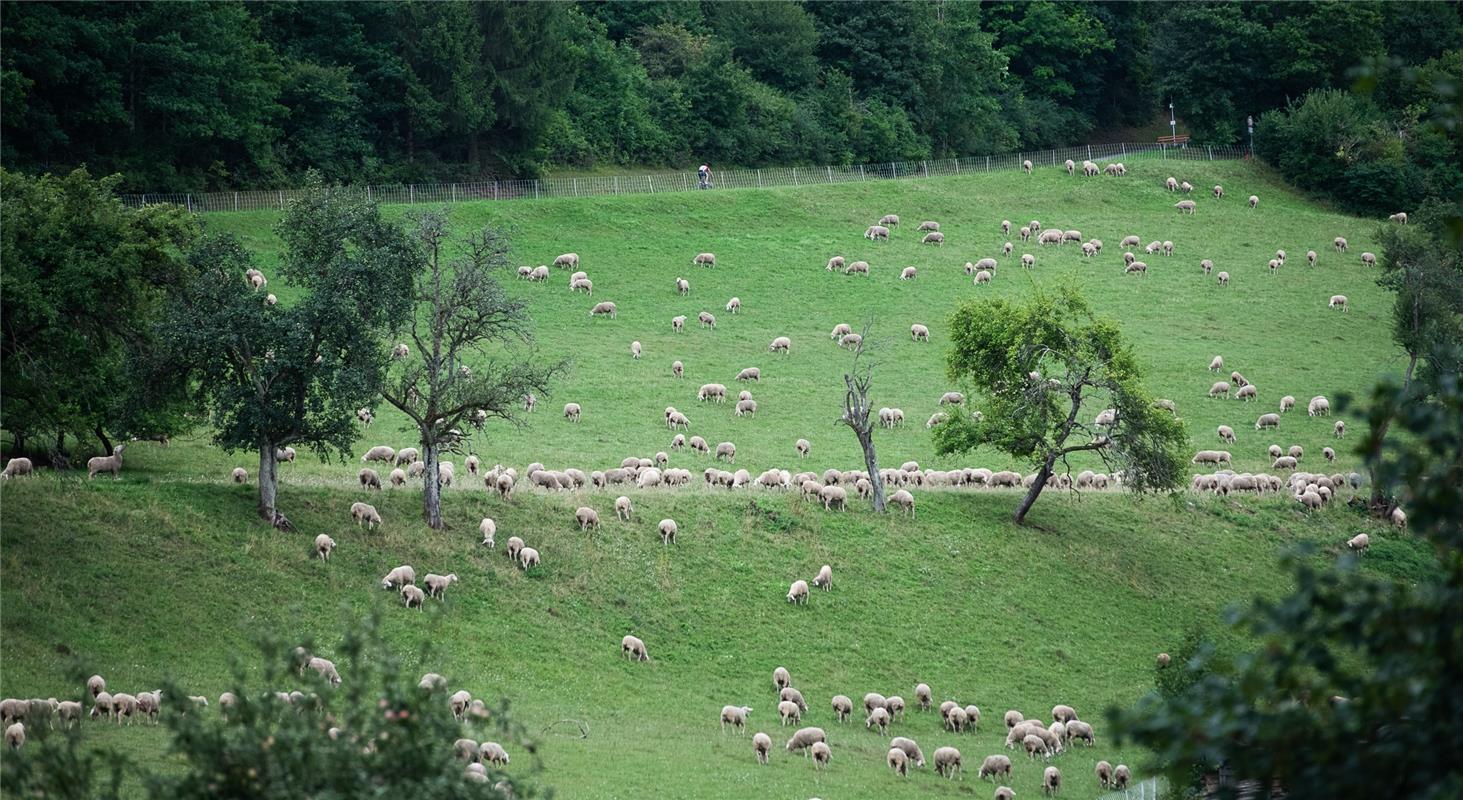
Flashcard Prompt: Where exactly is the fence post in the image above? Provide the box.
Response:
[986,156,990,172]
[1208,145,1214,161]
[648,176,654,193]
[573,178,578,197]
[493,181,499,201]
[859,164,865,181]
[535,180,540,199]
[827,165,833,183]
[757,169,762,187]
[278,190,284,210]
[410,184,415,203]
[793,167,798,186]
[1088,145,1092,160]
[1162,144,1167,159]
[1121,142,1127,156]
[923,161,929,178]
[614,176,619,195]
[954,157,960,174]
[234,192,239,212]
[891,162,897,178]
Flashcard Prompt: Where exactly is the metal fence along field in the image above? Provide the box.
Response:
[121,142,1248,214]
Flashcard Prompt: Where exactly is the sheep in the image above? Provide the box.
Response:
[725,296,741,313]
[1335,420,1346,438]
[0,457,34,479]
[886,746,910,775]
[1004,240,1014,256]
[1114,765,1131,788]
[1019,225,1032,241]
[1166,176,1178,191]
[864,225,890,241]
[1323,446,1337,462]
[674,277,690,296]
[1236,384,1258,402]
[747,731,772,764]
[1217,425,1236,444]
[314,533,336,561]
[811,563,833,591]
[573,506,601,531]
[885,695,907,721]
[553,253,580,269]
[979,754,1013,781]
[889,488,915,517]
[1289,444,1304,460]
[769,336,792,354]
[1361,251,1377,266]
[1174,199,1196,214]
[1125,261,1148,275]
[976,270,993,285]
[589,301,618,318]
[995,789,1015,800]
[900,266,917,280]
[671,360,685,380]
[844,260,869,275]
[518,546,540,569]
[1210,381,1231,398]
[1163,240,1174,256]
[920,231,945,246]
[787,579,810,604]
[785,726,826,755]
[1022,253,1036,268]
[1390,211,1408,224]
[830,323,853,340]
[1329,294,1349,311]
[1218,271,1230,286]
[917,220,940,232]
[1213,184,1224,199]
[5,722,23,750]
[827,694,854,722]
[1050,704,1077,724]
[1022,734,1047,759]
[671,315,687,334]
[1278,395,1296,414]
[437,460,455,487]
[563,402,582,422]
[1044,765,1062,795]
[86,444,127,479]
[864,706,891,735]
[811,740,831,768]
[1123,251,1136,266]
[820,484,847,510]
[826,255,846,272]
[424,573,458,599]
[361,445,395,464]
[351,502,382,529]
[690,436,710,454]
[658,518,678,544]
[1039,229,1064,245]
[715,441,736,462]
[1308,395,1331,417]
[619,633,650,662]
[1189,449,1231,468]
[1095,760,1115,789]
[630,340,643,360]
[946,706,970,732]
[1306,249,1318,267]
[400,584,426,609]
[358,467,382,491]
[778,699,802,726]
[1066,719,1095,746]
[1347,533,1370,552]
[839,333,863,349]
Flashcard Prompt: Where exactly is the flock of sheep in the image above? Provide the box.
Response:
[718,663,1138,796]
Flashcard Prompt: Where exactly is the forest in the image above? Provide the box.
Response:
[2,0,1459,206]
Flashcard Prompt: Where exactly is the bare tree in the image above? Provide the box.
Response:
[380,212,564,529]
[836,328,886,513]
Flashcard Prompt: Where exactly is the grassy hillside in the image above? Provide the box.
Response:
[1,157,1422,799]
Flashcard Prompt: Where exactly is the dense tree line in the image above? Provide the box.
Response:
[2,1,1456,191]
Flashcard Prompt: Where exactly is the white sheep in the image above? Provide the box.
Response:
[554,253,580,269]
[918,220,940,231]
[785,725,826,756]
[769,336,791,354]
[589,301,618,318]
[1218,271,1230,286]
[887,746,909,775]
[1361,252,1377,266]
[351,502,381,529]
[1213,185,1224,199]
[86,444,126,479]
[889,489,915,517]
[563,402,582,421]
[980,754,1013,781]
[900,266,917,280]
[922,232,945,245]
[359,467,382,490]
[659,518,678,544]
[1308,396,1331,417]
[1217,425,1236,444]
[1044,765,1062,795]
[865,225,890,241]
[1,457,34,479]
[1347,533,1370,552]
[1022,159,1033,174]
[5,722,23,750]
[518,546,540,569]
[575,506,601,531]
[726,297,741,313]
[826,256,846,271]
[753,731,772,763]
[1329,294,1348,311]
[401,584,426,609]
[975,270,993,285]
[1335,420,1346,438]
[631,340,642,358]
[621,634,649,661]
[1175,200,1196,214]
[787,579,809,604]
[424,573,458,599]
[813,564,832,590]
[314,534,335,560]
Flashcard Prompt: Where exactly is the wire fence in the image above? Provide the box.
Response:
[120,142,1248,214]
[1099,777,1167,800]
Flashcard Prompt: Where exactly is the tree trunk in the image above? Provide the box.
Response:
[1013,454,1056,525]
[421,436,444,529]
[257,444,279,521]
[95,425,113,457]
[1368,351,1419,510]
[11,431,25,454]
[856,426,886,512]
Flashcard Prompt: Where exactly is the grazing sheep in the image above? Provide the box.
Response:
[5,722,23,750]
[820,484,847,510]
[400,584,426,609]
[1236,384,1258,402]
[1308,396,1331,417]
[1213,185,1224,199]
[518,546,540,569]
[826,256,846,272]
[674,277,690,296]
[1218,271,1230,286]
[1289,445,1304,460]
[1125,261,1148,275]
[658,518,678,544]
[1217,425,1236,444]
[976,270,993,285]
[889,489,915,517]
[1022,159,1033,174]
[864,225,890,241]
[772,666,792,692]
[424,573,458,599]
[672,360,684,379]
[844,260,869,275]
[787,579,810,604]
[1335,420,1346,438]
[1123,252,1136,266]
[575,506,601,531]
[1329,294,1348,311]
[1248,194,1259,209]
[830,323,853,340]
[1021,254,1035,269]
[913,683,932,711]
[900,266,917,280]
[589,301,618,318]
[752,731,773,763]
[867,706,891,735]
[358,468,382,490]
[980,754,1013,781]
[1280,395,1296,413]
[1166,176,1178,191]
[879,214,900,227]
[1051,705,1076,724]
[1066,720,1095,747]
[1004,241,1014,256]
[1347,533,1370,552]
[1022,734,1046,759]
[1,457,34,479]
[672,315,687,333]
[621,634,649,661]
[811,741,831,768]
[362,445,395,464]
[1361,252,1376,266]
[528,265,549,282]
[1175,200,1196,214]
[726,296,741,313]
[563,402,582,422]
[922,231,945,245]
[1044,765,1062,795]
[1020,225,1032,241]
[87,675,106,699]
[785,726,826,755]
[918,220,940,231]
[715,441,736,462]
[886,746,909,775]
[946,706,969,732]
[1323,446,1336,462]
[839,333,863,349]
[314,534,335,560]
[87,444,127,479]
[231,467,248,484]
[631,340,642,360]
[1390,212,1408,224]
[829,694,854,722]
[351,502,382,529]
[769,336,792,354]
[1114,765,1131,788]
[691,252,717,268]
[812,563,832,591]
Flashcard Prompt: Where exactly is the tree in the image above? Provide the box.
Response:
[1110,360,1463,800]
[835,331,886,513]
[934,289,1188,525]
[1362,204,1463,510]
[1,614,541,798]
[380,212,562,529]
[0,167,198,462]
[154,174,414,523]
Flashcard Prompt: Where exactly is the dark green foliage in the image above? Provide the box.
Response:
[0,614,537,799]
[934,288,1188,523]
[1111,360,1463,799]
[0,168,199,461]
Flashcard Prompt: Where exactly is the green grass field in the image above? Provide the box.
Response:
[1,157,1422,799]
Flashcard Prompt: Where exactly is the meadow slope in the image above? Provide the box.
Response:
[0,158,1422,799]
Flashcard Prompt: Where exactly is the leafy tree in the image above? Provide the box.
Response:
[934,289,1187,524]
[834,329,886,513]
[0,167,198,462]
[1110,359,1463,800]
[707,1,819,92]
[380,213,563,529]
[1,614,541,798]
[154,175,414,523]
[1151,3,1265,143]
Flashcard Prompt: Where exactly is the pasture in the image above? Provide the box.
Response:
[0,156,1420,799]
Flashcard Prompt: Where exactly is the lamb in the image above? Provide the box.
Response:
[785,726,825,754]
[1334,420,1346,438]
[1361,251,1377,266]
[1347,533,1370,552]
[658,518,678,544]
[979,754,1013,781]
[1217,425,1236,444]
[1308,395,1331,417]
[477,741,510,767]
[589,301,618,318]
[1218,271,1230,286]
[401,584,426,609]
[5,722,23,750]
[769,336,792,354]
[811,740,831,768]
[1044,765,1062,795]
[864,225,890,241]
[1213,185,1224,199]
[922,231,945,245]
[829,694,854,722]
[518,546,540,569]
[1174,200,1196,214]
[86,444,126,479]
[314,533,336,560]
[690,436,710,453]
[1329,294,1348,311]
[351,502,382,529]
[826,256,846,271]
[424,573,458,599]
[900,266,917,280]
[813,563,832,590]
[787,579,810,604]
[359,468,382,490]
